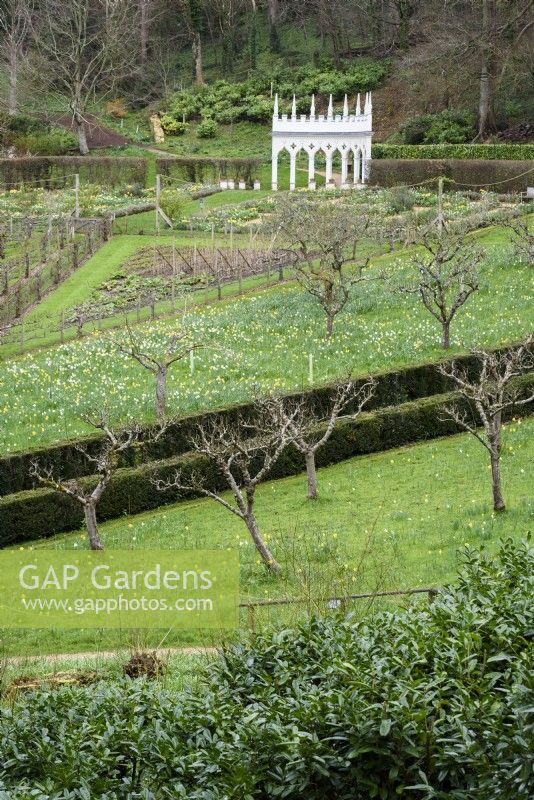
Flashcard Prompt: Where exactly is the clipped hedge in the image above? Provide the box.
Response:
[1,378,533,546]
[369,158,534,192]
[0,157,148,190]
[372,143,534,160]
[156,156,261,186]
[0,348,519,496]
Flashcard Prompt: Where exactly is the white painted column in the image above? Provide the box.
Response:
[362,148,368,184]
[289,151,297,191]
[325,151,333,185]
[341,152,349,187]
[271,145,278,190]
[353,149,361,184]
[308,151,315,189]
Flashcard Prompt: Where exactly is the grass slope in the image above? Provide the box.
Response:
[5,417,533,656]
[0,226,532,454]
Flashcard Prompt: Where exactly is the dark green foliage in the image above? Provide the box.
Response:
[196,118,218,139]
[0,347,531,496]
[372,143,534,160]
[1,376,532,545]
[0,157,148,190]
[0,540,532,798]
[369,159,534,192]
[401,110,476,144]
[161,61,389,126]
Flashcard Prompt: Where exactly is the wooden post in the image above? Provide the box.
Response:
[75,173,80,219]
[156,174,161,235]
[171,240,176,311]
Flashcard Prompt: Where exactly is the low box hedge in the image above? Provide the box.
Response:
[372,143,534,161]
[1,378,532,547]
[369,158,534,192]
[1,345,531,497]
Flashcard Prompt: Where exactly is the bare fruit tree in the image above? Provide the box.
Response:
[395,227,483,349]
[119,323,202,419]
[265,377,376,499]
[30,411,142,550]
[271,196,372,339]
[155,401,296,572]
[439,335,533,512]
[31,0,139,154]
[503,215,534,268]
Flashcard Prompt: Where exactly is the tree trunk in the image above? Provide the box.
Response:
[305,450,318,499]
[8,46,17,115]
[84,502,104,550]
[268,0,281,52]
[477,0,496,139]
[478,58,496,139]
[75,113,89,156]
[442,321,450,349]
[192,32,204,85]
[245,512,281,572]
[155,365,167,418]
[326,311,334,339]
[490,450,505,512]
[139,0,148,62]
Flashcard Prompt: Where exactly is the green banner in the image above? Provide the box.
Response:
[0,550,239,629]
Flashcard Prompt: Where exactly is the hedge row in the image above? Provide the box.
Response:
[0,157,148,190]
[156,156,261,185]
[369,159,534,192]
[372,143,534,161]
[1,348,521,497]
[1,378,533,547]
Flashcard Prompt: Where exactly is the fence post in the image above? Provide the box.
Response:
[246,604,256,632]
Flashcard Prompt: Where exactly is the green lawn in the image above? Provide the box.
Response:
[0,225,532,454]
[5,417,533,656]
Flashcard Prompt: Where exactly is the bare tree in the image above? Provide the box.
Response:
[439,336,534,512]
[503,215,534,268]
[119,323,201,419]
[271,196,372,339]
[155,401,296,572]
[30,411,142,549]
[0,0,32,116]
[395,227,482,349]
[265,378,376,499]
[31,0,139,154]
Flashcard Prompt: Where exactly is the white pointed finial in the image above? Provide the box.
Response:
[310,94,315,118]
[368,91,373,114]
[273,93,279,119]
[327,94,333,120]
[343,94,349,118]
[356,93,361,115]
[364,92,369,114]
[291,94,297,119]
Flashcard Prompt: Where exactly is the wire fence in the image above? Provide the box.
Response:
[239,587,440,631]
